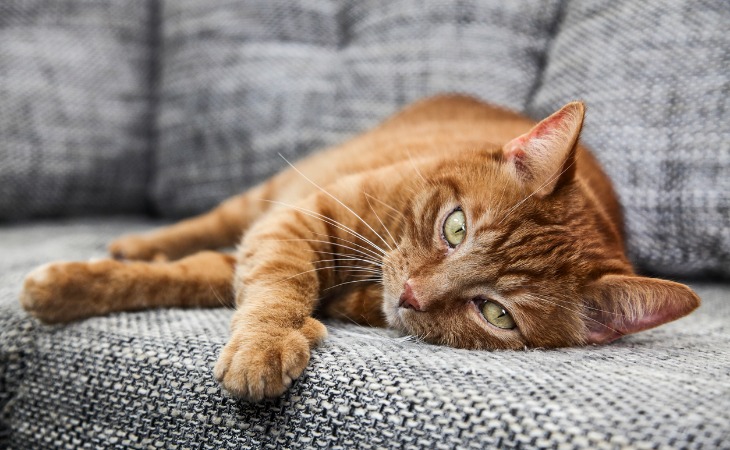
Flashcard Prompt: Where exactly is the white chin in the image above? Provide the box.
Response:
[381,293,403,328]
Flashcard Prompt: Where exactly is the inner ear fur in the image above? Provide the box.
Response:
[582,274,701,345]
[502,101,585,197]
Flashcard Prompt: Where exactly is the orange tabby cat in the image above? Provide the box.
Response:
[20,95,700,401]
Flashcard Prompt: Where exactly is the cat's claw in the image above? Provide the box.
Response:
[214,318,327,401]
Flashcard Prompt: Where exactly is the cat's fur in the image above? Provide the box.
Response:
[20,95,700,401]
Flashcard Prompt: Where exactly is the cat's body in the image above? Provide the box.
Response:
[20,95,700,401]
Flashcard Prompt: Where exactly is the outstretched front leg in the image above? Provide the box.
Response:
[109,184,273,261]
[20,251,236,323]
[213,186,393,401]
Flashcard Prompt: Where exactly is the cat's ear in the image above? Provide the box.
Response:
[502,102,585,197]
[582,274,701,344]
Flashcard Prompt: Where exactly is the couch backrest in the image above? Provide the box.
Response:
[528,0,730,277]
[0,1,156,219]
[153,0,563,217]
[1,0,728,278]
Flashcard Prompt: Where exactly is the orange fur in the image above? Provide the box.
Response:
[21,252,236,323]
[20,95,700,401]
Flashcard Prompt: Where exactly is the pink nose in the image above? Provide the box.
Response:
[398,281,421,311]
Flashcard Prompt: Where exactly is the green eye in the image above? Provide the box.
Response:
[443,209,466,247]
[481,301,516,329]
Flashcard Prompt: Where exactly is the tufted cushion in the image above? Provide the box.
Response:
[0,1,154,220]
[153,0,562,217]
[528,0,730,277]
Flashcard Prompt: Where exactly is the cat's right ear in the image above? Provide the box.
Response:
[502,102,585,197]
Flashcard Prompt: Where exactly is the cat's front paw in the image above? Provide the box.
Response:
[108,235,168,262]
[213,317,327,401]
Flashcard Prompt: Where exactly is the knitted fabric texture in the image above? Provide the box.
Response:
[0,1,155,220]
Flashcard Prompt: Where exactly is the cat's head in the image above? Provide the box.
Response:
[381,102,700,349]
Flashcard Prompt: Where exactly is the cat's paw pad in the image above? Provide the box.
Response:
[214,318,327,401]
[108,235,168,262]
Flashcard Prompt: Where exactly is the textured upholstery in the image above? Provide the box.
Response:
[1,220,729,448]
[154,0,562,217]
[528,0,730,278]
[0,1,155,220]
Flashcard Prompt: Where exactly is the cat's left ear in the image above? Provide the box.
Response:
[502,102,585,197]
[582,274,701,344]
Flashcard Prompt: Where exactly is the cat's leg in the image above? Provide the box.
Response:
[213,190,389,401]
[20,251,236,323]
[109,185,273,261]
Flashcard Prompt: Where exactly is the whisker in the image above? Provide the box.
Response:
[261,237,383,266]
[525,292,621,336]
[263,199,387,257]
[278,154,393,253]
[418,329,433,343]
[307,231,388,265]
[303,231,397,273]
[405,149,430,187]
[262,198,392,269]
[332,314,404,344]
[312,260,382,274]
[272,265,382,285]
[261,235,396,275]
[309,250,382,267]
[322,277,382,292]
[364,193,398,250]
[363,192,404,218]
[495,174,510,212]
[208,282,234,311]
[517,284,629,317]
[361,195,403,245]
[321,258,381,269]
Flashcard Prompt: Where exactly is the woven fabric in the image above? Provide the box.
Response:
[0,1,155,220]
[528,0,730,277]
[153,0,562,217]
[1,219,729,448]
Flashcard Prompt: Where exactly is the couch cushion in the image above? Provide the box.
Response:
[529,0,730,277]
[153,0,562,217]
[1,219,729,448]
[0,1,155,220]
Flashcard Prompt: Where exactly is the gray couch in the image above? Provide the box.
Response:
[1,1,728,448]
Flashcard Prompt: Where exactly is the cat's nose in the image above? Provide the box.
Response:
[399,281,422,311]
